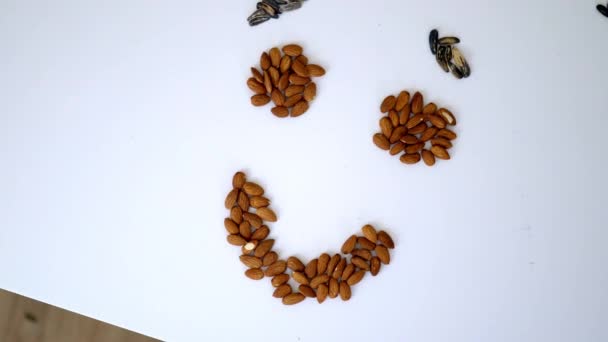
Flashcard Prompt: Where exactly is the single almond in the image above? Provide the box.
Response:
[230,206,243,224]
[351,256,370,270]
[380,95,397,113]
[341,263,355,281]
[268,67,280,86]
[273,284,292,298]
[287,256,306,272]
[405,142,424,154]
[389,126,408,144]
[390,142,405,155]
[292,59,309,77]
[232,171,246,189]
[437,108,456,125]
[296,55,308,64]
[292,271,309,285]
[251,67,264,83]
[285,85,305,97]
[307,64,326,77]
[303,82,316,102]
[361,224,377,243]
[400,153,421,164]
[399,103,411,125]
[242,240,258,254]
[437,128,457,140]
[380,117,393,138]
[420,127,439,142]
[256,207,277,222]
[299,285,316,298]
[254,239,275,258]
[243,212,262,228]
[373,133,390,150]
[395,91,410,111]
[358,237,376,250]
[263,251,278,266]
[269,47,281,67]
[421,149,436,166]
[316,283,328,304]
[370,256,381,276]
[317,253,330,275]
[240,255,262,268]
[227,234,246,246]
[278,73,290,91]
[237,191,249,211]
[291,100,309,117]
[282,44,303,57]
[406,114,425,129]
[332,258,347,279]
[326,254,341,275]
[224,218,239,234]
[225,189,239,209]
[251,225,270,240]
[251,94,270,107]
[328,277,339,298]
[263,71,272,93]
[377,230,395,248]
[341,235,357,254]
[351,248,372,260]
[389,110,399,127]
[375,245,391,265]
[428,114,446,129]
[245,268,264,280]
[239,221,251,240]
[431,145,450,160]
[400,134,418,145]
[265,260,287,277]
[279,55,292,73]
[282,293,305,305]
[431,137,453,148]
[284,94,303,108]
[250,196,270,208]
[305,259,318,279]
[243,182,264,196]
[271,88,285,106]
[289,74,311,85]
[339,281,351,301]
[411,92,423,113]
[409,122,428,135]
[347,270,366,286]
[247,78,266,94]
[271,106,289,118]
[272,274,290,287]
[260,52,271,70]
[310,274,330,289]
[423,102,437,114]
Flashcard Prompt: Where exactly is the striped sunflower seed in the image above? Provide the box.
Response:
[438,36,460,46]
[257,2,279,18]
[248,9,271,26]
[436,45,450,73]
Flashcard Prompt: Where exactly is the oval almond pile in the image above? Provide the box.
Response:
[225,171,395,305]
[247,44,325,118]
[373,90,458,166]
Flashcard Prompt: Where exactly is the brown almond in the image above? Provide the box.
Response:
[389,126,408,144]
[431,145,450,160]
[423,102,437,114]
[287,256,306,272]
[263,71,272,93]
[420,127,439,142]
[251,94,270,106]
[437,128,457,140]
[347,270,366,286]
[271,106,289,118]
[299,285,316,298]
[243,212,262,228]
[278,73,290,91]
[373,133,390,150]
[351,256,370,270]
[400,134,418,145]
[249,196,270,208]
[437,108,456,125]
[377,231,395,249]
[400,153,421,164]
[341,263,355,281]
[332,258,347,279]
[284,94,303,108]
[239,255,262,268]
[245,268,264,280]
[362,224,378,242]
[272,274,290,287]
[271,88,285,106]
[307,64,326,77]
[370,256,381,276]
[227,234,246,246]
[431,137,453,148]
[389,110,400,127]
[265,260,287,277]
[263,251,278,266]
[247,78,266,94]
[242,240,258,254]
[317,253,330,275]
[375,245,391,265]
[243,182,264,196]
[282,44,303,57]
[428,114,446,129]
[409,122,428,135]
[232,171,246,189]
[224,218,239,234]
[254,239,274,258]
[269,47,281,67]
[380,95,396,113]
[296,55,308,65]
[421,149,436,166]
[224,189,238,209]
[230,206,243,224]
[282,293,305,305]
[269,67,280,86]
[305,259,318,279]
[326,254,341,275]
[411,92,423,113]
[291,101,309,117]
[310,274,330,289]
[251,67,264,83]
[316,283,328,304]
[406,114,425,129]
[395,91,410,111]
[289,74,311,86]
[273,284,292,298]
[292,271,309,285]
[341,235,357,254]
[328,277,339,298]
[389,142,406,155]
[285,85,304,97]
[358,237,376,250]
[351,248,372,260]
[260,52,271,70]
[279,55,292,73]
[237,191,249,211]
[400,103,411,124]
[292,59,309,77]
[339,281,351,301]
[379,117,393,138]
[239,221,252,240]
[251,225,270,240]
[405,142,424,154]
[256,207,277,222]
[303,82,316,102]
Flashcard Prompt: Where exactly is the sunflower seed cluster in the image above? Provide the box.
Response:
[598,2,608,18]
[247,0,307,26]
[429,29,471,79]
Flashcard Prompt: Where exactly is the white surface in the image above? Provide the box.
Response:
[1,0,607,341]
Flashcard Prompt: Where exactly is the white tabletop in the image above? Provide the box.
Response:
[1,1,607,341]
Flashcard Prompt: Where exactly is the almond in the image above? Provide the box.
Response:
[296,55,308,64]
[437,108,456,125]
[437,128,457,140]
[347,270,366,286]
[373,133,390,150]
[411,91,423,113]
[263,71,272,93]
[341,235,357,254]
[282,44,303,57]
[328,277,339,298]
[357,237,376,250]
[405,142,424,154]
[279,55,292,73]
[272,274,290,287]
[431,145,450,160]
[291,101,309,117]
[406,114,425,129]
[250,196,270,208]
[284,94,303,108]
[317,253,330,274]
[273,284,292,298]
[245,268,264,280]
[326,254,341,275]
[303,82,316,102]
[239,221,252,240]
[299,285,316,298]
[428,114,446,129]
[232,171,246,189]
[263,251,278,266]
[289,74,311,85]
[351,248,372,260]
[237,191,249,211]
[420,127,438,142]
[253,239,274,258]
[240,255,263,268]
[305,259,318,279]
[269,47,281,67]
[247,78,266,94]
[380,117,393,138]
[370,256,381,276]
[292,271,309,285]
[282,293,305,305]
[423,102,437,114]
[375,245,391,265]
[243,212,262,228]
[400,153,421,164]
[292,59,309,77]
[431,137,453,148]
[287,256,305,272]
[271,88,285,106]
[399,104,411,125]
[251,94,270,107]
[332,258,347,279]
[227,234,246,246]
[351,256,370,270]
[265,260,287,277]
[316,283,329,304]
[285,85,305,97]
[380,95,396,113]
[341,263,355,281]
[389,142,406,155]
[260,52,271,70]
[251,225,270,240]
[377,231,395,249]
[306,64,326,77]
[242,240,258,254]
[230,206,243,224]
[400,134,418,145]
[256,207,277,222]
[361,224,377,243]
[224,189,239,209]
[409,122,428,135]
[278,73,290,91]
[389,110,400,127]
[243,182,264,196]
[310,274,330,289]
[395,91,410,111]
[224,218,239,234]
[339,282,351,301]
[389,126,408,144]
[421,149,436,166]
[251,67,264,83]
[268,67,280,86]
[271,106,289,118]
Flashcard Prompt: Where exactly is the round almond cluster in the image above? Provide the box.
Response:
[224,171,395,305]
[373,90,458,166]
[247,44,325,118]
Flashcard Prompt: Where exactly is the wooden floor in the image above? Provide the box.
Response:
[0,289,159,342]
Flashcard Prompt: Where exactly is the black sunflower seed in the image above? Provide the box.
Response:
[248,9,272,26]
[438,36,460,46]
[429,29,439,55]
[598,4,608,17]
[436,46,450,73]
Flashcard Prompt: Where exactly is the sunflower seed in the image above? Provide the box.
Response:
[257,2,279,18]
[598,5,608,17]
[263,0,285,12]
[449,61,464,79]
[438,36,460,45]
[436,46,449,73]
[452,47,471,77]
[280,1,303,12]
[248,9,271,26]
[429,29,439,55]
